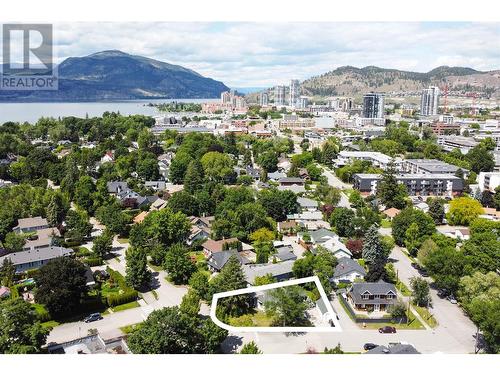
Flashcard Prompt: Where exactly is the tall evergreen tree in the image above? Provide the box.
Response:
[362,225,388,281]
[376,162,408,209]
[184,159,205,194]
[211,256,252,317]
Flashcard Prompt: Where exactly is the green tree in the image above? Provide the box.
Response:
[211,256,252,317]
[410,277,431,307]
[163,243,196,285]
[179,289,201,316]
[494,186,500,210]
[166,191,199,216]
[74,175,96,213]
[201,151,234,182]
[34,257,88,317]
[362,225,388,281]
[127,307,227,354]
[184,159,205,194]
[257,151,278,172]
[329,207,356,237]
[428,198,445,224]
[258,189,298,222]
[467,145,494,173]
[65,209,93,242]
[0,258,15,286]
[264,285,309,326]
[0,299,49,354]
[92,230,113,258]
[313,247,338,293]
[467,298,500,353]
[3,232,25,253]
[388,301,407,323]
[423,246,469,294]
[240,341,262,354]
[392,208,435,246]
[125,247,152,289]
[417,238,438,265]
[253,273,276,286]
[95,202,130,236]
[292,255,315,278]
[129,208,191,249]
[404,223,421,256]
[376,163,408,209]
[446,196,484,226]
[46,192,67,227]
[188,271,210,301]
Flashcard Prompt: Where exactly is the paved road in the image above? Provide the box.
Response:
[321,167,351,208]
[47,236,188,344]
[389,246,477,353]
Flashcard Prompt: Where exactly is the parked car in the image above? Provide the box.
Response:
[83,313,103,323]
[411,263,420,270]
[419,269,429,277]
[378,326,397,333]
[437,289,449,298]
[363,343,378,350]
[447,295,458,304]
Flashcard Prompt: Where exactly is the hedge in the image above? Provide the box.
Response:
[107,290,138,307]
[85,257,104,267]
[106,267,133,292]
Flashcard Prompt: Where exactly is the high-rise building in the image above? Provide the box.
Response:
[420,86,440,116]
[221,91,232,104]
[363,92,385,119]
[289,79,300,107]
[259,92,269,106]
[297,96,309,109]
[274,85,285,106]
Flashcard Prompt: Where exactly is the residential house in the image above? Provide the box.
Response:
[47,334,130,354]
[201,238,253,258]
[207,250,251,272]
[188,216,214,245]
[277,157,292,172]
[319,237,352,259]
[150,198,167,211]
[365,343,420,354]
[331,257,366,283]
[287,211,326,229]
[279,177,305,187]
[243,261,294,285]
[315,298,336,324]
[347,280,397,312]
[297,197,319,212]
[277,220,299,234]
[145,181,167,191]
[272,241,297,262]
[0,246,74,273]
[382,207,400,220]
[13,217,49,234]
[267,171,286,182]
[106,181,129,195]
[133,211,149,224]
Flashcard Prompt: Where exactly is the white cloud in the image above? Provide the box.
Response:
[36,22,500,86]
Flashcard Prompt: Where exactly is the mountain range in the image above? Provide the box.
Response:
[300,65,500,98]
[0,50,229,102]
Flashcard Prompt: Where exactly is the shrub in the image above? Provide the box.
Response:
[84,257,103,267]
[106,290,138,307]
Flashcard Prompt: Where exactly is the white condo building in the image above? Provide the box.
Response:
[274,85,285,106]
[289,79,300,107]
[420,86,440,116]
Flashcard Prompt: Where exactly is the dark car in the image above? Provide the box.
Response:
[83,313,103,323]
[363,343,378,350]
[378,326,397,333]
[411,263,420,270]
[419,269,429,277]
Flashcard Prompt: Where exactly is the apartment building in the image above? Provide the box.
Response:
[334,151,394,170]
[401,159,463,175]
[352,173,464,197]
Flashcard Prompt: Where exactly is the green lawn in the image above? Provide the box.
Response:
[381,219,392,228]
[41,320,60,329]
[360,309,424,330]
[413,305,438,328]
[111,301,140,312]
[117,237,129,244]
[396,281,412,297]
[228,311,274,327]
[119,323,143,335]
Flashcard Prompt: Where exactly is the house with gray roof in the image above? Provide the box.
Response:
[347,280,397,312]
[13,216,49,233]
[106,181,129,195]
[207,251,251,272]
[267,171,286,182]
[297,197,319,211]
[243,261,294,285]
[365,343,420,354]
[331,258,366,283]
[145,181,167,191]
[0,246,74,273]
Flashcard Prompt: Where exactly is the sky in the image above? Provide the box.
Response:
[27,22,500,87]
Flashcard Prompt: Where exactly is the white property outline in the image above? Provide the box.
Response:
[210,276,342,332]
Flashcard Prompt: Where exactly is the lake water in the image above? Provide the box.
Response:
[0,99,218,124]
